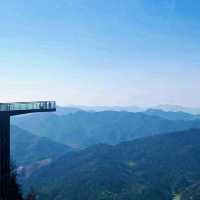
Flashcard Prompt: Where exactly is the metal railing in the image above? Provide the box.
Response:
[0,101,56,112]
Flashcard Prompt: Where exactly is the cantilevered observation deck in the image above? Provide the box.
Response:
[0,101,56,115]
[0,101,56,200]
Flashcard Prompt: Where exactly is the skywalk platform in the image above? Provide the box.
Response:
[0,100,56,199]
[0,101,56,116]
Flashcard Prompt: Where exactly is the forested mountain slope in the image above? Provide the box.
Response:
[25,129,200,200]
[11,126,71,165]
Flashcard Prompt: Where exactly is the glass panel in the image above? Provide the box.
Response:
[0,101,56,111]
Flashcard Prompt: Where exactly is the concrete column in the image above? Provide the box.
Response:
[0,113,10,200]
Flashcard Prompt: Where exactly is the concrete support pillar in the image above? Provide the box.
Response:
[0,113,10,200]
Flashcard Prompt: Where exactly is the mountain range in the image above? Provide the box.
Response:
[56,105,200,114]
[13,110,200,148]
[24,129,200,200]
[8,108,200,199]
[145,109,200,121]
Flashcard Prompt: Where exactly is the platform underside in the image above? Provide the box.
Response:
[8,108,56,116]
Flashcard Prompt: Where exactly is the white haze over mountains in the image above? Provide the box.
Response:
[59,105,200,115]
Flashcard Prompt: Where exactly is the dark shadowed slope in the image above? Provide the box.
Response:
[25,129,200,200]
[11,126,71,165]
[13,111,200,148]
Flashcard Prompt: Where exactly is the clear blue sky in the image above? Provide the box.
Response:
[1,0,200,107]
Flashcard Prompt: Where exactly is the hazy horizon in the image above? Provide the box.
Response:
[58,104,200,109]
[1,0,200,107]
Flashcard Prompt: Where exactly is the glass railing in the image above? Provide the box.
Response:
[0,101,56,112]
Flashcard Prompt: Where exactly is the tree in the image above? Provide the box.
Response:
[7,168,23,200]
[1,163,37,200]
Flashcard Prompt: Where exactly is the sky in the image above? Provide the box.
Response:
[0,0,200,107]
